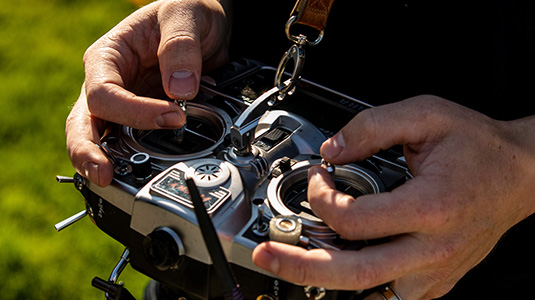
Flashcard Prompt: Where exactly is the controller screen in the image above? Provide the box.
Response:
[152,169,230,213]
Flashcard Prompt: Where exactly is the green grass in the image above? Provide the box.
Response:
[0,0,151,299]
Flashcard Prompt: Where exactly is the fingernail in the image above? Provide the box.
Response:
[322,132,345,159]
[82,162,99,185]
[156,111,182,128]
[254,246,280,274]
[169,70,196,98]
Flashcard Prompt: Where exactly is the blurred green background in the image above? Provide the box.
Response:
[0,0,152,298]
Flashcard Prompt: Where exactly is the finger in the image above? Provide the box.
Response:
[252,236,428,291]
[85,83,185,130]
[253,241,455,300]
[307,166,430,240]
[157,0,227,100]
[320,96,456,165]
[157,0,202,100]
[66,87,114,186]
[82,3,185,130]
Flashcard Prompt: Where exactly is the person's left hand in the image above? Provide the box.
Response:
[252,95,535,299]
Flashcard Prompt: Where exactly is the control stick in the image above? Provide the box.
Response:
[230,80,291,156]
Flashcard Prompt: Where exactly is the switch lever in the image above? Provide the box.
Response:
[54,174,88,232]
[54,210,87,232]
[56,175,75,183]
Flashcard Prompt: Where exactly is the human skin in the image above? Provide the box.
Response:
[252,95,535,299]
[66,1,535,298]
[66,0,230,186]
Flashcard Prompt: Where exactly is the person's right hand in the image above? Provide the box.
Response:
[66,0,230,186]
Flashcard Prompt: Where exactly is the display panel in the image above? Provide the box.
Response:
[152,169,230,213]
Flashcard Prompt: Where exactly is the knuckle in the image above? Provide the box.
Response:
[285,254,313,286]
[354,108,378,141]
[84,86,101,113]
[309,193,358,238]
[348,263,382,289]
[66,141,91,175]
[413,189,458,230]
[426,239,460,267]
[310,184,333,202]
[418,205,450,230]
[66,140,82,164]
[159,29,197,47]
[334,201,362,239]
[82,42,97,65]
[84,84,111,116]
[65,108,79,129]
[405,95,456,126]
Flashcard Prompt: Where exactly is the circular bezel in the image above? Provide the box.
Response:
[267,159,385,236]
[119,102,232,163]
[130,152,150,164]
[186,159,231,188]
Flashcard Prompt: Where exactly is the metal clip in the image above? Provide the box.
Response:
[321,159,335,177]
[285,15,325,46]
[275,42,306,101]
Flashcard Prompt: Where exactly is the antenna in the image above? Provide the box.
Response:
[185,177,244,300]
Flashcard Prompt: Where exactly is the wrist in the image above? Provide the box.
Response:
[500,116,535,220]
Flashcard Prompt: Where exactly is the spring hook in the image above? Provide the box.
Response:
[274,40,306,101]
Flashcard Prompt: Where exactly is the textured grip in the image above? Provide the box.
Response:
[269,215,303,245]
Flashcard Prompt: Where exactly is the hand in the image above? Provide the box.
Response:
[66,0,230,186]
[252,95,535,299]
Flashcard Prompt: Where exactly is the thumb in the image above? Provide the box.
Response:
[157,0,205,100]
[320,95,455,165]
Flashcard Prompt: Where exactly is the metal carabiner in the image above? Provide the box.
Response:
[285,15,325,47]
[275,42,306,101]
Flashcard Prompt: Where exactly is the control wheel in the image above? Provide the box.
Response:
[143,227,185,271]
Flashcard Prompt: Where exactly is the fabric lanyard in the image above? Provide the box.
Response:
[275,0,336,100]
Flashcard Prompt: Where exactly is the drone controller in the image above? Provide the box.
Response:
[56,59,410,300]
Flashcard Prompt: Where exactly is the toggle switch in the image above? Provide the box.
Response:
[54,210,88,232]
[54,174,88,232]
[252,198,269,237]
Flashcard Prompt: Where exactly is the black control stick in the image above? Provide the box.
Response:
[92,277,136,300]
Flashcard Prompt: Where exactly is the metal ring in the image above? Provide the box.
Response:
[378,285,402,300]
[274,43,305,100]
